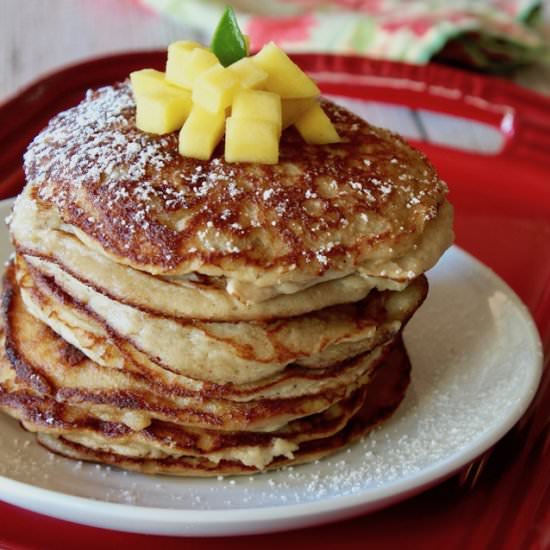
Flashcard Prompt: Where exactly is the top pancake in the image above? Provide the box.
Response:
[23,83,452,303]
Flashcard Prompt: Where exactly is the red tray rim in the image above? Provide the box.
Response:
[0,51,549,549]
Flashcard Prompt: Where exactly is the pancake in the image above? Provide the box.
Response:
[1,325,410,474]
[22,83,453,304]
[0,355,365,469]
[1,67,453,476]
[0,267,411,470]
[16,254,427,385]
[2,261,418,433]
[11,186,395,321]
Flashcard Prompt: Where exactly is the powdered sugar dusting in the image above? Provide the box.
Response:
[26,85,175,193]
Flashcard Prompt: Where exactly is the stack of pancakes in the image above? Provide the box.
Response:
[0,84,453,475]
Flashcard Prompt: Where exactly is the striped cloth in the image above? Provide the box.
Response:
[140,0,547,71]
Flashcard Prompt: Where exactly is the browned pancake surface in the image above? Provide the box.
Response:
[24,84,448,279]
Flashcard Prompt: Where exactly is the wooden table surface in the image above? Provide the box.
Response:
[0,0,202,101]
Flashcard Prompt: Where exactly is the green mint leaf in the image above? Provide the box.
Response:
[211,6,247,67]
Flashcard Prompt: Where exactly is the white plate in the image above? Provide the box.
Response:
[0,197,542,536]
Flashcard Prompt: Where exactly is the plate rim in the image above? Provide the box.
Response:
[0,197,543,535]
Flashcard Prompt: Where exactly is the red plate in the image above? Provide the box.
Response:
[0,53,549,550]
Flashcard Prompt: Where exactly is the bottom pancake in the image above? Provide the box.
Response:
[32,339,409,476]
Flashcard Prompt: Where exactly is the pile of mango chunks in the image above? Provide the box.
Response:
[130,41,341,164]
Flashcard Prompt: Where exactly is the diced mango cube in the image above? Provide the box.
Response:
[166,46,218,89]
[192,64,240,113]
[169,40,201,53]
[232,90,281,134]
[165,41,202,88]
[228,57,267,89]
[225,117,279,164]
[130,69,184,98]
[281,97,317,129]
[179,105,226,160]
[135,90,192,134]
[294,103,340,144]
[253,42,320,98]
